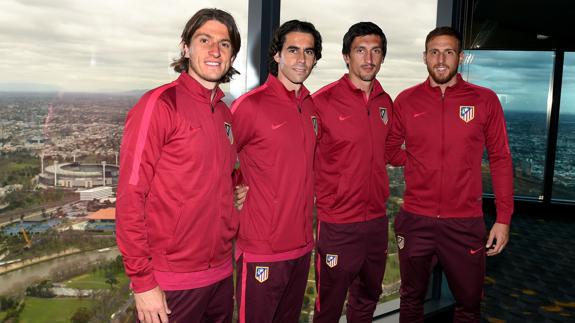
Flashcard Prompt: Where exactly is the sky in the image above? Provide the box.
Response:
[0,0,573,112]
[0,0,435,99]
[462,50,575,113]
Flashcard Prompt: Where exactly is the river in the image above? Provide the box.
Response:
[0,247,120,295]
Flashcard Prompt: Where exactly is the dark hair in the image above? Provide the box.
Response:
[268,20,322,77]
[171,8,241,83]
[425,26,462,53]
[342,22,387,57]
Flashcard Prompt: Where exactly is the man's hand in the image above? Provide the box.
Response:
[134,286,171,323]
[486,223,509,256]
[234,185,249,211]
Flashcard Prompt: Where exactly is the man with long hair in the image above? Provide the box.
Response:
[116,8,241,323]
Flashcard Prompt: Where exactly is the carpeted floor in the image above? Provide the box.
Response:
[481,214,575,322]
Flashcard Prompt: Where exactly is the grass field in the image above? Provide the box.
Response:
[383,252,401,285]
[65,270,128,290]
[19,297,92,323]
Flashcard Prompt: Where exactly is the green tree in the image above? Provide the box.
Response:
[71,306,92,323]
[105,271,118,289]
[0,296,18,311]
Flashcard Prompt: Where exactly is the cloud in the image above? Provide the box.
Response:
[0,0,249,92]
[0,0,437,96]
[281,0,436,97]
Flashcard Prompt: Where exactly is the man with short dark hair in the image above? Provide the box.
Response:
[312,22,403,323]
[231,19,322,323]
[116,8,241,323]
[387,26,513,322]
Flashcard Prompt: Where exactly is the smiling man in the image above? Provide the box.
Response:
[116,9,241,323]
[231,20,322,323]
[387,26,514,322]
[312,22,403,323]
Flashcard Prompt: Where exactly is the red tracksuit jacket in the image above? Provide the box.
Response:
[231,74,317,256]
[387,74,514,224]
[116,72,238,292]
[313,75,402,223]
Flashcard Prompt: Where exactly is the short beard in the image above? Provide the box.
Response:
[359,73,377,82]
[427,65,458,85]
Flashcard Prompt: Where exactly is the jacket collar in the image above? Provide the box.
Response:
[177,72,225,104]
[423,73,466,94]
[265,73,310,104]
[340,73,385,101]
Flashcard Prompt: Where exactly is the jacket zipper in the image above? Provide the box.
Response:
[208,100,219,266]
[296,98,309,240]
[365,94,373,221]
[438,92,445,217]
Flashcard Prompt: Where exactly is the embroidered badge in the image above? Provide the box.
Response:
[459,106,475,123]
[255,266,269,283]
[326,254,338,268]
[311,116,318,136]
[397,235,405,250]
[224,122,234,144]
[379,107,388,125]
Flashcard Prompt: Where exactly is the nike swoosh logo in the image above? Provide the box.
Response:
[413,112,426,118]
[338,115,352,121]
[469,247,483,255]
[271,122,286,130]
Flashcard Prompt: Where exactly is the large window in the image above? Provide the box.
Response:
[0,1,249,321]
[281,0,435,97]
[553,52,575,201]
[461,50,555,199]
[281,0,437,319]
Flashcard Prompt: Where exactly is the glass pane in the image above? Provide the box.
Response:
[553,52,575,201]
[461,50,554,199]
[0,2,249,321]
[281,0,437,318]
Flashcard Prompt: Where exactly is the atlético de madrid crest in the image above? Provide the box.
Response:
[326,254,338,268]
[396,235,405,250]
[379,107,388,125]
[459,106,475,123]
[311,116,318,136]
[255,266,269,283]
[224,122,234,144]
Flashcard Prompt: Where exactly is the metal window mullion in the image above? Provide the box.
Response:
[543,50,564,204]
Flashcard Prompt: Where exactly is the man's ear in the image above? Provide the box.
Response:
[183,42,190,59]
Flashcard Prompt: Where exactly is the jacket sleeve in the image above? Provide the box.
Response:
[386,98,407,167]
[116,91,173,293]
[231,97,258,153]
[484,93,514,224]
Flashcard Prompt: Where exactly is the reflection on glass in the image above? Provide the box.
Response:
[553,52,575,201]
[461,50,554,199]
[281,0,437,319]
